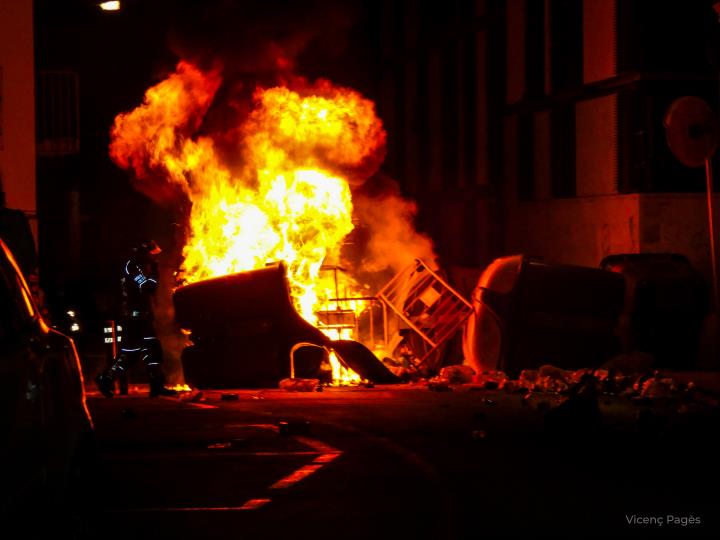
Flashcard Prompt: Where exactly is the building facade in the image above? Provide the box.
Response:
[378,0,720,286]
[0,0,36,237]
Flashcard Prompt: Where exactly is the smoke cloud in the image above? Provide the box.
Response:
[352,175,437,274]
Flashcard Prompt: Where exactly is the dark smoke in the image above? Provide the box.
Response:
[343,174,438,291]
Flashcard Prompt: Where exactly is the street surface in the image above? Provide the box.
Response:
[82,385,719,539]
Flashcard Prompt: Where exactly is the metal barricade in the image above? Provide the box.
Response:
[316,265,388,348]
[377,259,473,368]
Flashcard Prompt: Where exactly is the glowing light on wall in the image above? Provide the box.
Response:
[98,1,120,11]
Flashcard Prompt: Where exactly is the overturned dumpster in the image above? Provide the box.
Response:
[173,262,399,388]
[463,255,626,377]
[601,253,709,369]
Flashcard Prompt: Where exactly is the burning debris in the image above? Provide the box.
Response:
[110,63,385,318]
[110,61,450,383]
[173,260,401,387]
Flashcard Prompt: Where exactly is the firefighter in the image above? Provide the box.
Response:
[95,240,177,398]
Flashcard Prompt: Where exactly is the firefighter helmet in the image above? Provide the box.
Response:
[134,239,162,257]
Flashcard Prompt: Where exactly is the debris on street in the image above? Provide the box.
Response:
[438,365,476,384]
[279,378,320,392]
[416,361,720,417]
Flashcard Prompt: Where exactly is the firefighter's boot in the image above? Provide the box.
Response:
[147,366,177,398]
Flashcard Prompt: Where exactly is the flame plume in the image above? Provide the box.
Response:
[109,61,386,327]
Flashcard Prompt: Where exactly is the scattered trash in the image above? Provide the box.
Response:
[638,377,678,399]
[180,391,204,403]
[518,370,539,391]
[278,420,311,436]
[439,365,476,384]
[532,365,573,393]
[220,393,240,401]
[502,380,524,393]
[543,373,602,435]
[279,378,320,392]
[631,371,656,394]
[473,370,508,389]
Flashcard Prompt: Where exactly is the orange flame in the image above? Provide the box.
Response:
[109,62,386,383]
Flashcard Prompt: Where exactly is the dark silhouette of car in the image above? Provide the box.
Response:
[0,237,94,528]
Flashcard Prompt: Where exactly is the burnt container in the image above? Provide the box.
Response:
[600,253,708,369]
[174,263,328,388]
[463,255,626,377]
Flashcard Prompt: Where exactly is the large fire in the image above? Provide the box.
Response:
[110,61,386,383]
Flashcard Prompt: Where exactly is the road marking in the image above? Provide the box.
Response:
[180,401,218,409]
[312,453,340,463]
[107,423,343,513]
[160,396,218,409]
[269,464,324,489]
[123,499,272,512]
[235,423,280,432]
[294,435,340,454]
[239,498,272,510]
[103,450,324,460]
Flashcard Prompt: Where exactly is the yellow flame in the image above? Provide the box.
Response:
[109,64,387,384]
[328,350,362,386]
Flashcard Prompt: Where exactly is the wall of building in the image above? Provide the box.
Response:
[377,0,503,272]
[0,0,35,234]
[501,0,719,293]
[503,192,720,291]
[639,193,720,283]
[504,194,640,268]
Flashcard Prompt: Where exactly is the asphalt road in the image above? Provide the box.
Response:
[79,385,720,539]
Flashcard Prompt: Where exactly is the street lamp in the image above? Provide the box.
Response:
[98,1,120,11]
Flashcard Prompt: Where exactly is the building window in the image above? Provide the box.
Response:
[549,0,582,93]
[37,70,79,155]
[517,113,534,200]
[524,0,545,98]
[551,104,576,197]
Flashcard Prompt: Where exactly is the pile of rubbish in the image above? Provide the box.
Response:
[428,364,720,408]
